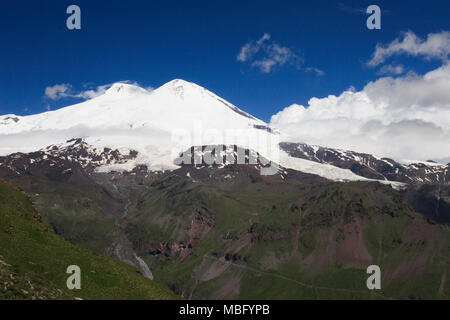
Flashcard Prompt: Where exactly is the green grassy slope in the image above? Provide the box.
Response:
[132,173,450,300]
[0,179,177,300]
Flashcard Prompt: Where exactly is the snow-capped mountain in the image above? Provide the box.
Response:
[0,79,445,186]
[0,80,265,135]
[0,80,279,172]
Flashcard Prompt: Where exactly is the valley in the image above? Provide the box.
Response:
[0,142,449,299]
[0,178,177,300]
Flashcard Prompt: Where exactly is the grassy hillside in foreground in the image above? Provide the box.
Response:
[0,179,178,300]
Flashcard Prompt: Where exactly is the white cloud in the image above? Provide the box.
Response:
[237,34,306,73]
[306,67,325,76]
[75,84,110,99]
[368,31,450,67]
[45,84,72,100]
[270,63,450,161]
[45,82,135,101]
[336,2,366,14]
[377,64,405,75]
[237,33,271,62]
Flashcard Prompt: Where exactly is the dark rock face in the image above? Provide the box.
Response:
[253,124,276,133]
[0,116,20,124]
[0,138,138,180]
[280,142,449,184]
[175,145,272,167]
[407,184,450,225]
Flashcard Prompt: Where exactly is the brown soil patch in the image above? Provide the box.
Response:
[336,217,372,266]
[199,257,231,282]
[214,273,242,299]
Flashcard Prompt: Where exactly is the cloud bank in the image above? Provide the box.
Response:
[270,63,450,162]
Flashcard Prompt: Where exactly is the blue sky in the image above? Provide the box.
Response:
[0,0,449,122]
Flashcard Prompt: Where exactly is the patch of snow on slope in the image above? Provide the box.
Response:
[279,150,406,189]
